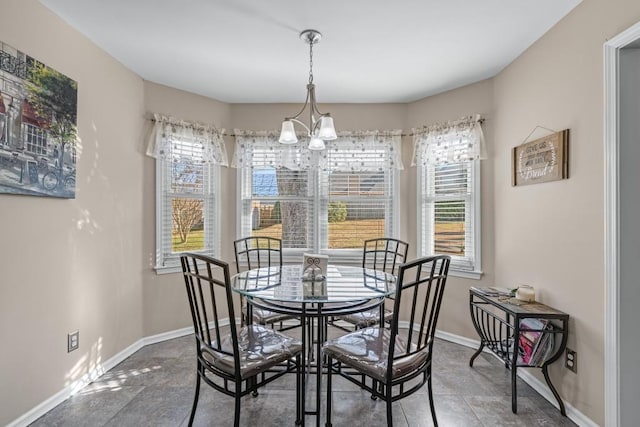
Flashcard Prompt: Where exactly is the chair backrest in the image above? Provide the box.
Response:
[180,253,240,372]
[234,236,283,274]
[362,238,409,275]
[387,255,450,372]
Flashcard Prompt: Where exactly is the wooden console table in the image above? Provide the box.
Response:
[468,288,569,416]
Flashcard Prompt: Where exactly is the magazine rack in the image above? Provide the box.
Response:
[468,288,569,415]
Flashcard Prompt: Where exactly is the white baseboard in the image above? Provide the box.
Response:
[516,369,599,427]
[434,329,598,427]
[6,319,235,427]
[6,338,145,427]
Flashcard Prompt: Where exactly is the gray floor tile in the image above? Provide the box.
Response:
[29,333,576,427]
[183,385,299,427]
[93,356,196,388]
[104,386,192,427]
[465,395,564,427]
[402,394,483,427]
[326,390,408,427]
[128,334,194,361]
[30,384,144,427]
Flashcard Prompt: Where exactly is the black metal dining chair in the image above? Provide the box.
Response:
[233,236,299,330]
[180,253,303,427]
[333,238,409,331]
[323,255,451,427]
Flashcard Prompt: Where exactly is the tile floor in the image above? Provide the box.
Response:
[31,330,576,427]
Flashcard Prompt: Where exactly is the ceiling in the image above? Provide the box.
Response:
[39,0,581,104]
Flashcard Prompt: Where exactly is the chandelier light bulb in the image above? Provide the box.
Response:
[308,137,326,151]
[279,120,298,144]
[317,116,337,140]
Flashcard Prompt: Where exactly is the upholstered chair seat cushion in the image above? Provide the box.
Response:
[323,327,429,383]
[338,308,393,328]
[202,325,302,379]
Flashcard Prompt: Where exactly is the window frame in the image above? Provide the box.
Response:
[417,159,482,279]
[236,165,318,263]
[236,142,401,265]
[154,138,221,274]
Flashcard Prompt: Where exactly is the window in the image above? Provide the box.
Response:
[321,147,396,257]
[25,124,47,155]
[413,116,484,277]
[239,166,315,250]
[235,131,402,262]
[150,115,227,272]
[418,160,480,274]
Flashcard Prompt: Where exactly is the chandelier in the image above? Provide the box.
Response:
[278,29,337,150]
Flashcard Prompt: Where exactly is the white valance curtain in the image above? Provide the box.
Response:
[146,113,229,166]
[411,115,485,166]
[231,130,312,170]
[232,129,404,171]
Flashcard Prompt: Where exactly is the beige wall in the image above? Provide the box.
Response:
[0,1,145,425]
[141,81,232,336]
[491,0,640,424]
[5,0,640,425]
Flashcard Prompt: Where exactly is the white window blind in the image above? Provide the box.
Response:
[155,136,222,271]
[240,165,315,251]
[414,116,483,275]
[149,115,227,272]
[235,131,401,262]
[420,161,477,271]
[321,146,396,255]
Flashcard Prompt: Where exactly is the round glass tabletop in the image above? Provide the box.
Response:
[230,264,396,304]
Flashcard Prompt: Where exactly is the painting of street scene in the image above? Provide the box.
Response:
[0,41,77,198]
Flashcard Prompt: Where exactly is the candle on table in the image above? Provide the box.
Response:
[516,286,535,302]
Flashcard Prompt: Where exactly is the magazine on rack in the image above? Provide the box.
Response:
[518,318,553,366]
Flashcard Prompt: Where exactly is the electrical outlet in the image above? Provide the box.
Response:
[68,330,79,353]
[565,348,577,373]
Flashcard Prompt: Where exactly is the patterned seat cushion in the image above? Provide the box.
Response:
[322,327,430,383]
[339,308,393,328]
[201,325,302,379]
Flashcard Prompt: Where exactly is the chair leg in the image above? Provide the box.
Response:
[244,372,259,397]
[385,384,393,427]
[188,372,201,427]
[234,393,242,427]
[296,354,302,425]
[428,373,438,427]
[325,356,333,427]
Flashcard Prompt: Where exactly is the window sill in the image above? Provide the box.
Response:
[448,269,483,280]
[154,264,182,275]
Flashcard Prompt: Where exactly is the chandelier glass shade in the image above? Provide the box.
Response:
[278,29,337,150]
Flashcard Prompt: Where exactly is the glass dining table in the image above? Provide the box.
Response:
[231,264,396,426]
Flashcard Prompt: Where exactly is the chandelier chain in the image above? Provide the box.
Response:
[308,40,314,84]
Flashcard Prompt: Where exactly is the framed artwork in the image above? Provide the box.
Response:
[0,41,78,198]
[512,129,569,186]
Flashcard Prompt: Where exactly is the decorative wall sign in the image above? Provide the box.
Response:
[512,129,569,186]
[0,41,78,198]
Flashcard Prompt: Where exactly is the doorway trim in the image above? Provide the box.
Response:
[604,20,640,427]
